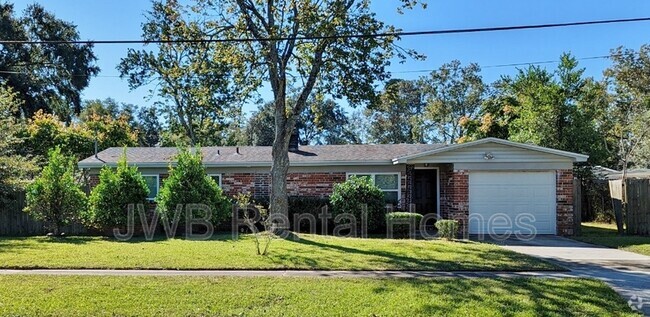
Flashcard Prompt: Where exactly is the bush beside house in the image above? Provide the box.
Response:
[330,176,386,232]
[156,148,231,227]
[436,220,459,240]
[24,147,87,235]
[386,212,423,238]
[86,152,150,230]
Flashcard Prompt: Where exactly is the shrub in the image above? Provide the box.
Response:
[24,147,87,236]
[156,148,231,226]
[87,151,150,229]
[435,220,459,240]
[330,176,386,233]
[288,196,330,233]
[233,193,274,255]
[386,212,423,238]
[240,196,330,233]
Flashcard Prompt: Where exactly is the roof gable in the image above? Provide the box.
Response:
[393,138,588,164]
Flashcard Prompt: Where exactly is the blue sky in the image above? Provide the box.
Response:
[14,0,650,115]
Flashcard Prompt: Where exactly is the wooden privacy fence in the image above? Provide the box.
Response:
[626,179,650,236]
[0,192,87,236]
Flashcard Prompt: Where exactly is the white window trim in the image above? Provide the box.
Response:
[346,172,401,204]
[141,174,159,201]
[208,174,223,187]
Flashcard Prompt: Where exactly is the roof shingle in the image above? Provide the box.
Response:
[78,144,447,168]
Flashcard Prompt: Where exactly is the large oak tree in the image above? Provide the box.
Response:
[183,0,424,220]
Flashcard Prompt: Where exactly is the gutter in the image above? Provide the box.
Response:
[78,159,397,169]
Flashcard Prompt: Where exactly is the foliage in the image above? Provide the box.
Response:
[156,148,231,226]
[118,0,250,146]
[84,113,140,151]
[246,97,359,146]
[330,176,386,232]
[234,193,275,255]
[183,0,424,220]
[79,98,135,124]
[463,54,614,167]
[0,84,37,204]
[0,3,99,119]
[420,60,486,143]
[288,197,331,232]
[137,106,162,146]
[386,212,423,238]
[87,152,150,229]
[253,196,331,233]
[23,148,87,235]
[26,109,139,162]
[605,45,650,169]
[365,79,427,144]
[435,220,459,240]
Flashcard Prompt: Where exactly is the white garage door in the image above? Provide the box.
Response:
[469,171,556,235]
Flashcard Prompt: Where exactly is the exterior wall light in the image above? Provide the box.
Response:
[483,152,495,160]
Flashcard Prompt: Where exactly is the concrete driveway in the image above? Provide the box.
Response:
[484,235,650,315]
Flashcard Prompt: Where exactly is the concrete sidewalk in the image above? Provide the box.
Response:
[487,235,650,316]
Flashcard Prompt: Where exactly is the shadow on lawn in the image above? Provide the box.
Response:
[282,236,554,271]
[397,278,633,316]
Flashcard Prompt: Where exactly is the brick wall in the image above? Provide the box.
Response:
[556,169,574,236]
[439,169,469,219]
[286,172,347,197]
[221,172,346,199]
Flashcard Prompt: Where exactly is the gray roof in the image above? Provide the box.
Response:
[78,144,446,168]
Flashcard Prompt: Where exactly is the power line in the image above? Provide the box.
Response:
[0,53,624,78]
[0,17,648,45]
[394,55,614,74]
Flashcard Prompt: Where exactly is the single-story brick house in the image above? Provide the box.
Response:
[78,138,587,236]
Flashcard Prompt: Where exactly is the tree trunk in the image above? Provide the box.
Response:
[270,130,290,226]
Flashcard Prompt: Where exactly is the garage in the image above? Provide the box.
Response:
[469,171,556,235]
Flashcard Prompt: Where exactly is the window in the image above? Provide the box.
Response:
[142,175,159,201]
[208,174,222,187]
[347,173,400,205]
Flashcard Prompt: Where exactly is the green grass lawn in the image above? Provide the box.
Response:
[0,234,557,271]
[574,222,650,256]
[0,275,635,317]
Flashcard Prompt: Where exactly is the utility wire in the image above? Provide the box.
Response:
[0,17,648,45]
[0,53,622,77]
[0,54,618,77]
[393,55,615,74]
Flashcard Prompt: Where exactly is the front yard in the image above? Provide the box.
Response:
[0,234,558,271]
[0,275,636,317]
[574,222,650,256]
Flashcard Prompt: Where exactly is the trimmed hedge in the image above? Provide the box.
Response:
[386,212,423,238]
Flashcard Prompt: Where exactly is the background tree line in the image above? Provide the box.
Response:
[2,1,650,222]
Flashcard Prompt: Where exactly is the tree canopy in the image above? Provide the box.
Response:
[0,3,99,119]
[172,0,425,219]
[247,96,359,146]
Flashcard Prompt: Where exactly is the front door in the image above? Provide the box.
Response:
[413,169,438,214]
